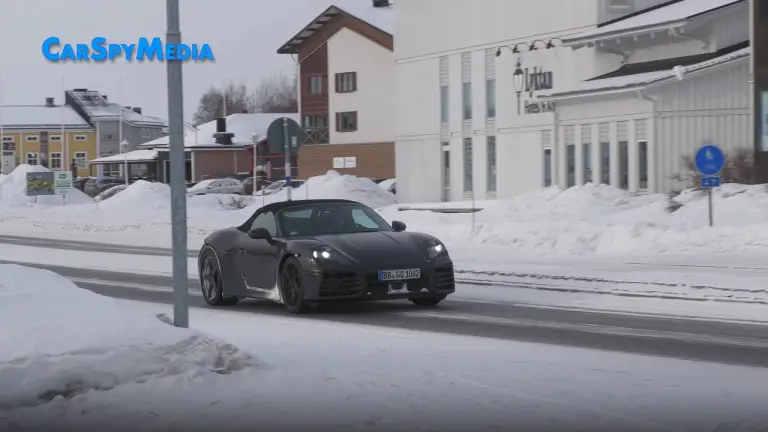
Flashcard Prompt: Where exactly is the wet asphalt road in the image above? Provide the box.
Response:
[2,234,768,368]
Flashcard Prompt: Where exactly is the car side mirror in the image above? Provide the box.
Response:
[248,227,271,240]
[392,220,406,232]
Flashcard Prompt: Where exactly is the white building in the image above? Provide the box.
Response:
[277,0,396,180]
[394,0,751,203]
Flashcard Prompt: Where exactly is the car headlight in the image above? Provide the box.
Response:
[427,241,447,259]
[312,246,333,260]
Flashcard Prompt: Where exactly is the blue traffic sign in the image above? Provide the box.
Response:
[694,145,725,176]
[700,176,721,188]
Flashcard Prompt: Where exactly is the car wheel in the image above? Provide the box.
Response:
[199,249,239,306]
[409,295,446,307]
[279,257,310,314]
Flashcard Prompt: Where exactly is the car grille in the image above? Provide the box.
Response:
[319,272,363,298]
[433,265,455,290]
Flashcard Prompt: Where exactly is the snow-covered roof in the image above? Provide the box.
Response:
[140,113,299,149]
[539,46,749,101]
[563,0,744,49]
[66,90,167,127]
[0,105,91,130]
[88,149,158,164]
[277,1,394,54]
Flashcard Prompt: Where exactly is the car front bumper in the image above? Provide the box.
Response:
[299,261,456,302]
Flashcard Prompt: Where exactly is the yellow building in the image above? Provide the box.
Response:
[1,99,97,177]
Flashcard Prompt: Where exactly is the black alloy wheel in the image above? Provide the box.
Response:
[200,249,238,306]
[409,295,446,307]
[280,257,310,314]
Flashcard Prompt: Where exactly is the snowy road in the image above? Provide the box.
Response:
[10,259,768,369]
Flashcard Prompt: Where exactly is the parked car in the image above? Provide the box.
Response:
[73,177,91,192]
[187,178,244,196]
[254,179,306,196]
[94,184,128,202]
[84,177,126,197]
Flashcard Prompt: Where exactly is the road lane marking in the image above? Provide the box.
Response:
[396,311,768,348]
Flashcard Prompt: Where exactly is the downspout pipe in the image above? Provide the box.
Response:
[637,89,658,192]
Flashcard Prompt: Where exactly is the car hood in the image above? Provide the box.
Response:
[314,231,426,266]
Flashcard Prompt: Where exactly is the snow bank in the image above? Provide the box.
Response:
[262,170,396,209]
[0,164,93,206]
[0,264,254,409]
[379,183,768,258]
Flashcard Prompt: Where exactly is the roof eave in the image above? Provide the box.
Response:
[563,21,687,49]
[276,6,339,55]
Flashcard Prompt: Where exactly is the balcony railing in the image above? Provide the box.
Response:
[304,127,329,144]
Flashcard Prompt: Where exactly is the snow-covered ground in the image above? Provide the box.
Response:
[3,264,768,431]
[2,164,768,318]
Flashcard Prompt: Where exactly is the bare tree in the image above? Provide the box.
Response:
[253,73,298,113]
[192,81,256,126]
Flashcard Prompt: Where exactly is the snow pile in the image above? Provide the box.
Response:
[0,264,255,409]
[0,164,93,206]
[264,170,396,209]
[379,183,768,258]
[97,180,171,211]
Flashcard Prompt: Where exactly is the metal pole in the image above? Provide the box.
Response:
[283,118,292,201]
[61,77,66,173]
[166,0,189,328]
[471,190,476,231]
[708,188,713,227]
[123,142,129,185]
[118,77,124,179]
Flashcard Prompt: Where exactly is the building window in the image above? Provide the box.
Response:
[619,141,628,190]
[581,125,592,184]
[598,123,610,184]
[303,115,327,128]
[543,149,553,187]
[564,125,575,188]
[442,145,450,202]
[74,151,87,168]
[50,135,61,141]
[26,152,38,165]
[486,136,497,193]
[335,112,357,132]
[440,85,449,124]
[2,136,13,142]
[462,82,472,120]
[486,79,496,118]
[335,72,357,93]
[308,75,324,95]
[463,137,473,192]
[50,152,62,170]
[25,135,39,142]
[74,135,88,141]
[638,141,648,190]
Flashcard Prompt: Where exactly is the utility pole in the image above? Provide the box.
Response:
[166,0,189,328]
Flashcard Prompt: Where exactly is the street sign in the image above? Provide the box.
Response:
[700,176,721,188]
[694,145,725,176]
[26,172,55,196]
[54,171,73,195]
[267,117,305,155]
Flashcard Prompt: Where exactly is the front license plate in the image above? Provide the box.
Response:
[378,268,420,281]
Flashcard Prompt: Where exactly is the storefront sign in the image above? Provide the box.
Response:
[513,58,556,115]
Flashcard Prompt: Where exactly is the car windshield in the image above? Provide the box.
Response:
[265,181,284,191]
[276,203,392,237]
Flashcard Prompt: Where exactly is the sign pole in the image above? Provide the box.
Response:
[694,144,725,228]
[708,188,713,227]
[166,0,189,328]
[283,117,291,201]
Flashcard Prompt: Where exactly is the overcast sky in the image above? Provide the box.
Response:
[0,0,341,122]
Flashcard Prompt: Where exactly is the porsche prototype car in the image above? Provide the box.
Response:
[197,199,455,313]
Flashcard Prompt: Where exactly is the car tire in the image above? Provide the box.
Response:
[199,248,239,307]
[279,257,311,314]
[409,295,446,307]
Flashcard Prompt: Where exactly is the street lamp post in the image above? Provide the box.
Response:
[120,139,130,185]
[513,59,525,115]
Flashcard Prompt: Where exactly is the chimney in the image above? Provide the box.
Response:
[213,117,234,144]
[45,97,55,107]
[132,107,142,114]
[372,0,390,7]
[73,88,88,92]
[103,95,108,101]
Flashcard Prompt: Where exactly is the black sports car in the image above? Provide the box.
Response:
[197,199,455,313]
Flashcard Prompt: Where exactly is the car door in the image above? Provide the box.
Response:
[234,211,280,290]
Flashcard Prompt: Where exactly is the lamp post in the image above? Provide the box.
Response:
[513,58,525,115]
[120,139,130,185]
